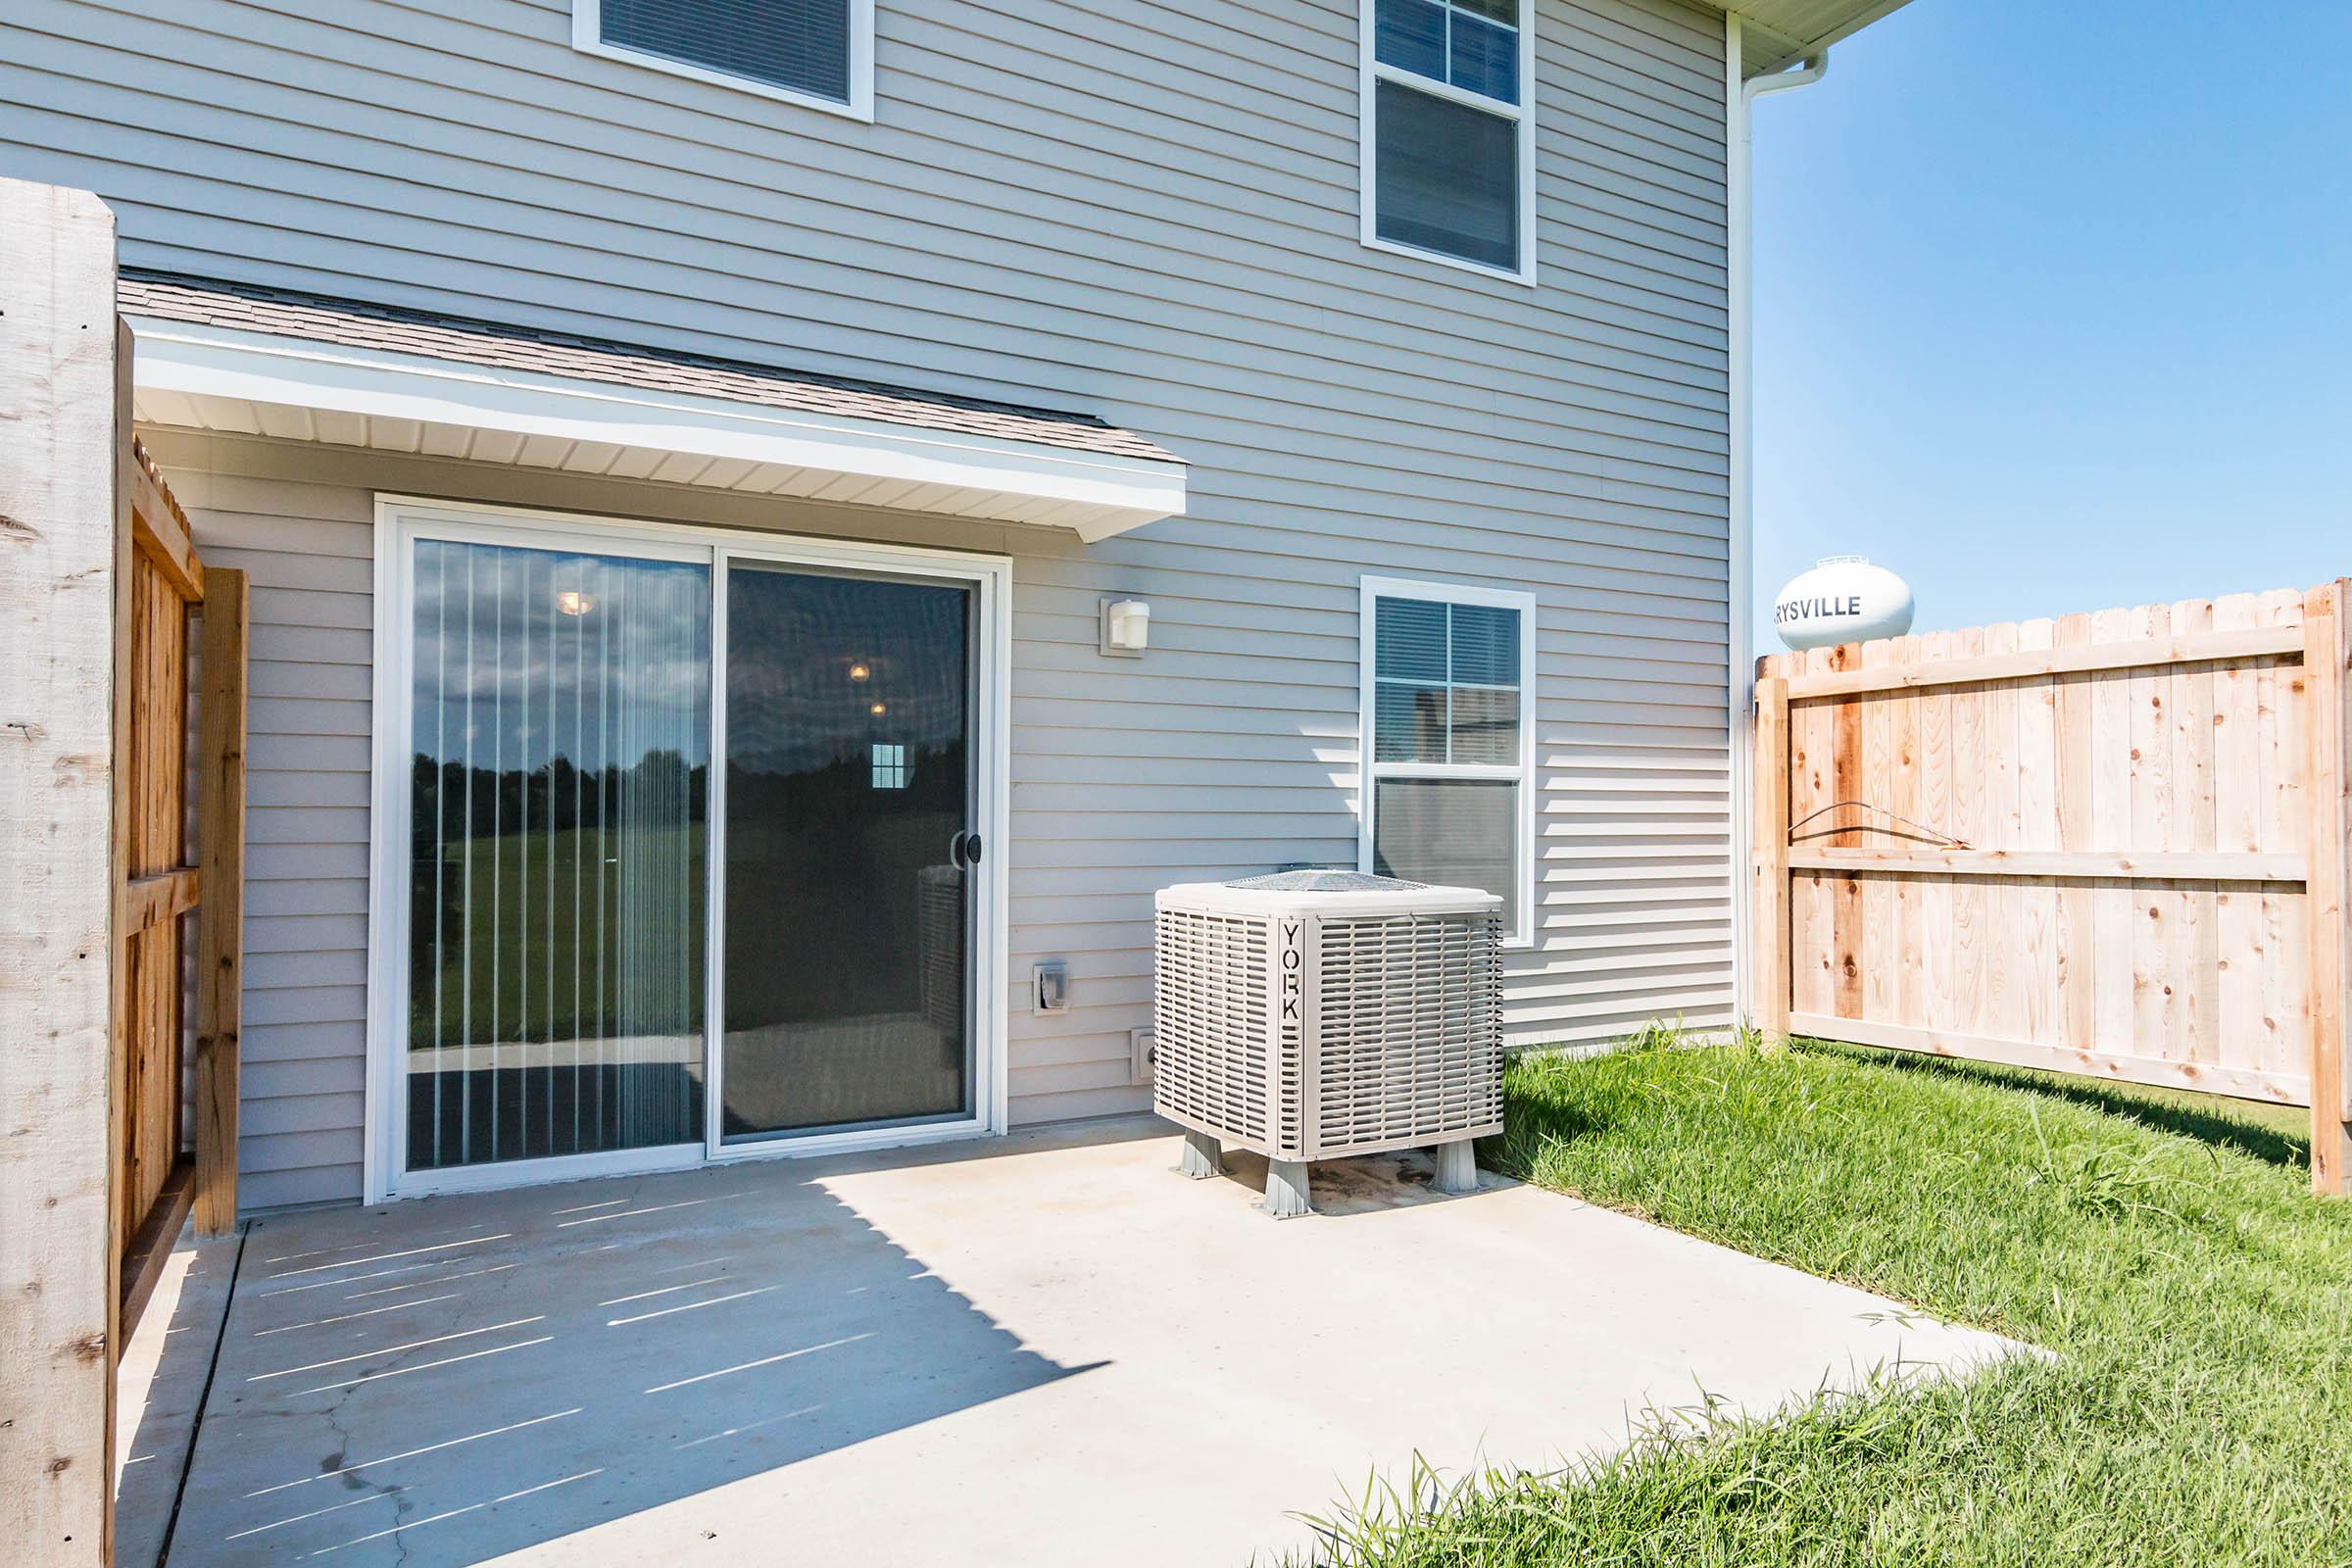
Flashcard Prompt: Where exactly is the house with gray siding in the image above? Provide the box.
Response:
[2,0,1901,1210]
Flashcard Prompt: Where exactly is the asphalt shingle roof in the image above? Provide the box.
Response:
[119,270,1178,466]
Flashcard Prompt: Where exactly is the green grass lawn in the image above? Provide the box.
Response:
[1295,1036,2352,1566]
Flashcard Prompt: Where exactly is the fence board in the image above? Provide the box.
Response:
[0,175,118,1568]
[2266,591,2312,1088]
[1789,647,1831,1018]
[1782,624,2306,697]
[2306,583,2352,1186]
[2055,612,2096,1059]
[1918,629,1955,1034]
[1860,639,1894,1026]
[196,568,251,1235]
[1889,636,1924,1032]
[1756,579,2352,1195]
[1953,626,1987,1036]
[118,509,195,1262]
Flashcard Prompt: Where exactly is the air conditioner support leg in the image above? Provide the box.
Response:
[1433,1139,1478,1195]
[1262,1158,1313,1219]
[1177,1129,1224,1179]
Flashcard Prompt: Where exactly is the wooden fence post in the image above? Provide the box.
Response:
[2307,579,2352,1196]
[0,176,121,1568]
[195,567,248,1235]
[1753,673,1792,1044]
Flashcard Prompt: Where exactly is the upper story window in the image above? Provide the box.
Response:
[1360,0,1536,283]
[1359,577,1537,943]
[573,0,875,122]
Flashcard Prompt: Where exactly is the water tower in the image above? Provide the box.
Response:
[1772,556,1915,651]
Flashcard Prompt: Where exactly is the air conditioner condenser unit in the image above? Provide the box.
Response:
[1152,870,1505,1217]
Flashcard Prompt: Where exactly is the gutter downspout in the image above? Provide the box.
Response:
[1725,16,1828,1033]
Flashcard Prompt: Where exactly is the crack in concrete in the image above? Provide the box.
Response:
[306,1238,496,1564]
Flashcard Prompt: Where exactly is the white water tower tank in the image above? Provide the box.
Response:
[1773,557,1915,651]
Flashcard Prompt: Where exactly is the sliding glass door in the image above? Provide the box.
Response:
[406,540,710,1170]
[385,509,998,1195]
[717,564,976,1142]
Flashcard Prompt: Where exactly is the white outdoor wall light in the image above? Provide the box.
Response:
[1100,598,1151,658]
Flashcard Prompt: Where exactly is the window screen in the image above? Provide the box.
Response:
[1373,777,1517,906]
[1364,587,1530,938]
[1366,0,1526,274]
[600,0,853,104]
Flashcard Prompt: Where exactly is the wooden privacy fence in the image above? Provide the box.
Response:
[5,179,252,1568]
[1751,581,2352,1194]
[116,432,249,1333]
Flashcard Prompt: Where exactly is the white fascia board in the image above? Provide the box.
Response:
[126,317,1186,537]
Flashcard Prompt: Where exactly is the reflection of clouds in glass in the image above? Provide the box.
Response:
[412,540,710,774]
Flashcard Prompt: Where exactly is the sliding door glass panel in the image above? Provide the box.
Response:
[722,565,973,1140]
[407,540,710,1171]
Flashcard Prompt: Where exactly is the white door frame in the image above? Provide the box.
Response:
[365,495,1012,1203]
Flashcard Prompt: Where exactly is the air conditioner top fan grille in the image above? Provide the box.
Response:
[1221,869,1424,893]
[1155,875,1498,920]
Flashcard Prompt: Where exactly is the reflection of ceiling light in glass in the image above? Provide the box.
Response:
[848,662,871,682]
[556,590,596,616]
[869,702,887,716]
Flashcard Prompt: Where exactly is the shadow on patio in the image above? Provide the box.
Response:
[160,1139,1107,1565]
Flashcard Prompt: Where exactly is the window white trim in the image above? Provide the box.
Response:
[1356,574,1539,948]
[1357,0,1539,286]
[364,495,1010,1203]
[572,0,876,122]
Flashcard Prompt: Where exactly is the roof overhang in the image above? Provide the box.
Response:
[1703,1,1913,75]
[127,316,1187,543]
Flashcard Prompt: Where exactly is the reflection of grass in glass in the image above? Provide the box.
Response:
[410,820,706,1048]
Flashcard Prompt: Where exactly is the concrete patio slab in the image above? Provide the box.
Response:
[158,1119,2019,1566]
[114,1223,240,1568]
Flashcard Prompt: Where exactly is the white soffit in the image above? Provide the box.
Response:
[126,317,1186,543]
[1702,0,1912,74]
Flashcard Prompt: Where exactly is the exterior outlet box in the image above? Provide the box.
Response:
[1130,1026,1155,1085]
[1034,960,1069,1013]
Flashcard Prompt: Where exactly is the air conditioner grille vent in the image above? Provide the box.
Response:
[1313,912,1503,1157]
[1152,907,1272,1146]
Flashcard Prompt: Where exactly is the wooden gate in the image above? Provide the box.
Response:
[116,433,248,1333]
[1751,582,2352,1194]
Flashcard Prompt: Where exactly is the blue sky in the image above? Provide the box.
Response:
[1749,0,2352,642]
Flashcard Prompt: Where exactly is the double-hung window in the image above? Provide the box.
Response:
[1360,0,1536,281]
[574,0,875,121]
[1359,577,1537,942]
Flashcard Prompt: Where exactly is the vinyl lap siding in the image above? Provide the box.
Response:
[4,0,1734,1202]
[161,459,376,1210]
